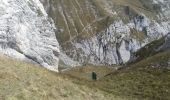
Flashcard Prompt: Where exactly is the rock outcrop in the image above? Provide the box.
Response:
[0,0,60,71]
[41,0,170,66]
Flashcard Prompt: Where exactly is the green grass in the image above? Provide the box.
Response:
[1,35,170,100]
[0,55,128,100]
[0,48,170,100]
[64,49,170,100]
[62,64,118,80]
[97,49,170,100]
[130,28,146,42]
[133,36,166,62]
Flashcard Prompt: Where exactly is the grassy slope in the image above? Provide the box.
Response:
[1,36,170,100]
[98,49,170,100]
[132,36,166,63]
[0,49,170,100]
[94,36,170,100]
[47,0,156,45]
[62,65,118,80]
[65,49,170,100]
[0,55,128,100]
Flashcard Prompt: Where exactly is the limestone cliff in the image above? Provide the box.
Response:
[0,0,60,71]
[41,0,170,66]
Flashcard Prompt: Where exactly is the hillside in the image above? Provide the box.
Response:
[63,32,170,100]
[0,55,128,100]
[0,39,170,100]
[41,0,159,42]
[0,0,170,100]
[41,0,170,66]
[99,49,170,100]
[132,33,170,62]
[64,49,170,100]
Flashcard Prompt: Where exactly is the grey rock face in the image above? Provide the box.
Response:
[0,0,60,72]
[41,0,170,66]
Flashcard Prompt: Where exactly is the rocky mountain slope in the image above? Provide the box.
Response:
[41,0,170,66]
[0,0,170,99]
[0,0,170,71]
[0,0,60,71]
[1,47,170,99]
[64,37,170,99]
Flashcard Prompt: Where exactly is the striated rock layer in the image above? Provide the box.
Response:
[41,0,170,66]
[0,0,60,71]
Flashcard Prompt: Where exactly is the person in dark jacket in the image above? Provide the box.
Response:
[92,71,97,80]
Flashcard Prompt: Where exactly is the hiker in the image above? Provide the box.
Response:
[92,71,97,80]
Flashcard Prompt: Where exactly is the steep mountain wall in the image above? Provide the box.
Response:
[0,0,60,71]
[41,0,170,66]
